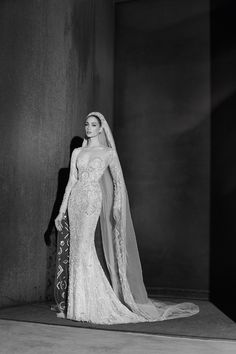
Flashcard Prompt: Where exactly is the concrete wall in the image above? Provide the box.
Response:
[115,0,210,296]
[0,0,114,307]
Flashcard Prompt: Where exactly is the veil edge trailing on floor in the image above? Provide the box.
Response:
[54,112,199,322]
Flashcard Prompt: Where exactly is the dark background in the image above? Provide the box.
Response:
[0,0,235,321]
[115,0,210,298]
[210,0,236,321]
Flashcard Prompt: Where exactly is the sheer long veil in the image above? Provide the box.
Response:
[81,112,199,321]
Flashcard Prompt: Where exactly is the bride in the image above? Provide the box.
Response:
[54,112,199,324]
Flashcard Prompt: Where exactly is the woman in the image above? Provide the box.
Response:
[54,112,199,324]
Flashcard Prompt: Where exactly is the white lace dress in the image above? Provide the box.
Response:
[64,147,144,323]
[58,146,199,324]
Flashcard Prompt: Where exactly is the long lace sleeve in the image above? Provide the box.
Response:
[108,148,128,271]
[59,148,80,215]
[108,149,125,222]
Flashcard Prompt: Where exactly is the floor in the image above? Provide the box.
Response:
[0,319,236,354]
[1,300,236,340]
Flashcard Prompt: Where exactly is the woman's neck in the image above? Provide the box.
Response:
[86,136,101,148]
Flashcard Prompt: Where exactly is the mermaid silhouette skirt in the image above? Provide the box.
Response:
[63,179,144,324]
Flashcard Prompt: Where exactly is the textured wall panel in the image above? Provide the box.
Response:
[0,0,114,307]
[115,0,210,294]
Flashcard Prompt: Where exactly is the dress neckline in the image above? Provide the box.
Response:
[82,146,107,151]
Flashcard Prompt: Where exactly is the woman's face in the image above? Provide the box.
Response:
[85,116,101,138]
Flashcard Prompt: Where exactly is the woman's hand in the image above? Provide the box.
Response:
[113,207,120,222]
[55,213,64,231]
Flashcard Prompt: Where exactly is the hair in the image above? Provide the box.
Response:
[86,114,102,127]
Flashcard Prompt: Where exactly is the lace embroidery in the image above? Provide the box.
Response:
[57,146,199,323]
[59,148,81,215]
[60,148,143,323]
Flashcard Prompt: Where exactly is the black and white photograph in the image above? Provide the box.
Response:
[0,0,236,353]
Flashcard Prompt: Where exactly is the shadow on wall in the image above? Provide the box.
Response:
[210,92,236,322]
[44,136,83,301]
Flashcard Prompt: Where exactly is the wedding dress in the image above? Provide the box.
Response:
[54,112,199,324]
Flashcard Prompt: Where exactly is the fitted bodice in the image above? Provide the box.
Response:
[76,150,110,185]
